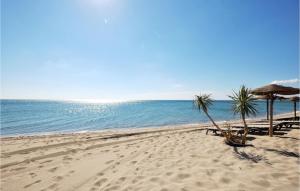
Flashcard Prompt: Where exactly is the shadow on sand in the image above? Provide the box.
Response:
[233,147,270,164]
[263,148,300,158]
[276,136,300,141]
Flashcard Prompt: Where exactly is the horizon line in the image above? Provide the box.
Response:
[0,98,269,103]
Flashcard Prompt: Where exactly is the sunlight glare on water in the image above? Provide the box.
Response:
[0,99,296,136]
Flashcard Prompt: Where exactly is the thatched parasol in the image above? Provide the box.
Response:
[251,84,300,136]
[289,96,300,119]
[254,95,271,120]
[254,95,287,120]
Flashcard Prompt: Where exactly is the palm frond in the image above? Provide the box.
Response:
[194,93,213,113]
[229,85,258,118]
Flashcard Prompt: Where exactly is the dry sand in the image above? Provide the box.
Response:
[1,113,299,191]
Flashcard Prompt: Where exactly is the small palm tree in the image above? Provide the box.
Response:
[229,85,258,144]
[194,94,223,133]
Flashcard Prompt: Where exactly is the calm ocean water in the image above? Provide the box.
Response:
[0,99,297,136]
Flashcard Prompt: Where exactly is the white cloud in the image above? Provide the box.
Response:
[172,83,183,89]
[104,18,109,24]
[270,78,300,85]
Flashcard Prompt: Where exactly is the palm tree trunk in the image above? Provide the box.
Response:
[242,114,248,144]
[205,111,223,133]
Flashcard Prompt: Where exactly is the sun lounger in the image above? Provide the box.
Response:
[205,128,243,136]
[231,124,275,135]
[206,119,299,137]
[233,120,299,129]
[236,127,270,135]
[275,121,300,130]
[274,116,299,121]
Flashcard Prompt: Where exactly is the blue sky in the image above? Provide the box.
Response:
[1,0,299,101]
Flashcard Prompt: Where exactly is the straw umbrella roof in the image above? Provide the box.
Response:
[289,96,300,102]
[254,95,287,100]
[253,95,272,99]
[251,84,300,95]
[251,84,299,137]
[278,96,288,101]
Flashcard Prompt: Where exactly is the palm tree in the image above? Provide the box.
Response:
[194,94,223,133]
[229,85,258,144]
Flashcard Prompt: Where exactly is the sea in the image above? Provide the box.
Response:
[0,99,297,136]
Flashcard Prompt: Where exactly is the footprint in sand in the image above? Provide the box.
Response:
[105,160,114,164]
[131,161,137,164]
[11,167,26,172]
[70,149,77,154]
[160,189,168,191]
[195,181,202,187]
[166,172,173,176]
[63,161,70,165]
[24,180,41,188]
[63,156,73,161]
[220,177,231,184]
[271,172,286,178]
[206,169,216,176]
[54,176,63,181]
[94,178,107,187]
[104,185,120,191]
[29,172,36,178]
[48,167,58,172]
[177,173,190,180]
[252,180,270,187]
[137,176,144,180]
[48,183,58,189]
[97,172,104,176]
[213,159,219,163]
[66,170,75,176]
[118,177,126,182]
[40,160,52,164]
[132,179,138,184]
[150,177,160,182]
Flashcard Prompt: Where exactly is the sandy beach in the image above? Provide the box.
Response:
[2,0,299,190]
[1,113,299,191]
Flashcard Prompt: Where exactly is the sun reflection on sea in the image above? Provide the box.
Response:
[67,99,136,104]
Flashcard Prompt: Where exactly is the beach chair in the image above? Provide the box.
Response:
[231,124,275,135]
[275,121,300,130]
[205,128,243,136]
[274,116,299,121]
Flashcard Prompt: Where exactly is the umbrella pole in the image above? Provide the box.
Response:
[266,99,269,120]
[269,97,274,137]
[294,101,296,120]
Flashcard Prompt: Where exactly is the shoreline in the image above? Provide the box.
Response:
[1,111,298,140]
